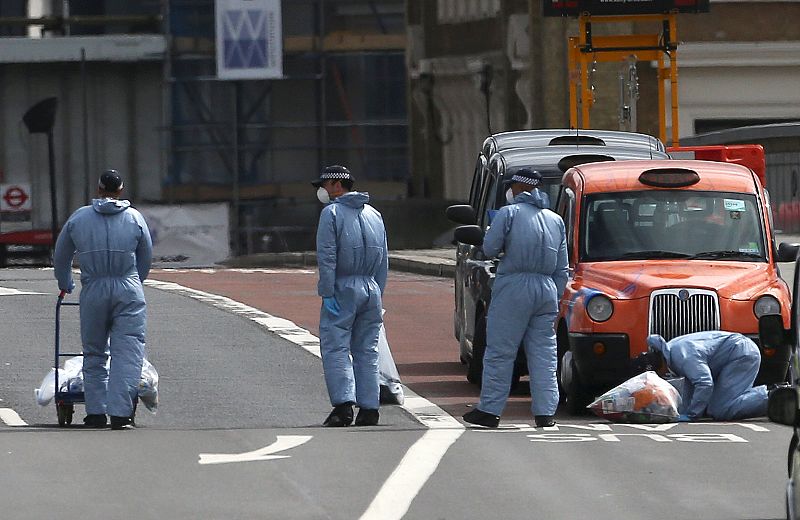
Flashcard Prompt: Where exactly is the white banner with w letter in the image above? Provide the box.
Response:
[215,0,283,80]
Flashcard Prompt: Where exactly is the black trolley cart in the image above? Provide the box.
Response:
[54,290,83,426]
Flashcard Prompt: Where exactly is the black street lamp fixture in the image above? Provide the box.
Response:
[22,97,59,247]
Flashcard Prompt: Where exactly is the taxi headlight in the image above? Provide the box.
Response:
[586,294,613,322]
[754,295,781,318]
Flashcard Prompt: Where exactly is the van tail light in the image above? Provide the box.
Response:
[593,342,606,356]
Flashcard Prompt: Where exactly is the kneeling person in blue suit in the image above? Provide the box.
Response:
[646,331,769,421]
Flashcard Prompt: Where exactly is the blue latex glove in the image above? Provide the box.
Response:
[677,414,691,422]
[322,296,340,316]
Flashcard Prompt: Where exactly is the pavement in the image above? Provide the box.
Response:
[222,247,458,278]
[221,231,800,279]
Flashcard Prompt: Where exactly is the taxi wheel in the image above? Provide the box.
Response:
[467,313,487,385]
[565,362,592,416]
[467,343,485,385]
[556,323,569,395]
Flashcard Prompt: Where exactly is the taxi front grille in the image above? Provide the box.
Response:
[648,289,720,342]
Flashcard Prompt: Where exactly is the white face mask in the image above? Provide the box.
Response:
[317,187,331,204]
[505,188,515,205]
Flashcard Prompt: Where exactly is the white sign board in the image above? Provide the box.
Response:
[0,183,32,212]
[216,0,283,80]
[138,203,231,268]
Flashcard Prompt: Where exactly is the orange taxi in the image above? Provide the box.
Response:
[554,159,798,414]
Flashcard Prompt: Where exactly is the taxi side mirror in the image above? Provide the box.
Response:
[446,205,476,225]
[454,225,484,246]
[759,313,789,348]
[768,387,798,426]
[777,242,800,262]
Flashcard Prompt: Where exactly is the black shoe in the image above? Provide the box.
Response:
[323,402,354,427]
[83,414,107,428]
[535,415,556,427]
[110,416,134,430]
[462,408,500,428]
[355,408,379,426]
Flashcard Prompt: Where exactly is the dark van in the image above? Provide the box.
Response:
[466,129,666,212]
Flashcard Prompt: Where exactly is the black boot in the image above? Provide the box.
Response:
[110,416,134,430]
[323,402,354,427]
[355,408,379,426]
[462,408,500,428]
[83,414,107,428]
[535,415,556,427]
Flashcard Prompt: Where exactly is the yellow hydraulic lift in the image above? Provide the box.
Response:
[568,13,680,145]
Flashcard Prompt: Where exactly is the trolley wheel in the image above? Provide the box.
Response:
[56,404,74,427]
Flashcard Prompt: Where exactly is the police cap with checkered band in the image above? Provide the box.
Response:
[312,165,355,188]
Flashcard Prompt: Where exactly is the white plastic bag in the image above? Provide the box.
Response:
[588,371,682,423]
[35,368,63,406]
[138,358,159,413]
[377,317,404,405]
[35,355,159,413]
[35,356,85,406]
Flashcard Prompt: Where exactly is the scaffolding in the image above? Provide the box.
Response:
[568,13,680,146]
[163,0,408,255]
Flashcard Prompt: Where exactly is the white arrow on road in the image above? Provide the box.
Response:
[198,435,312,465]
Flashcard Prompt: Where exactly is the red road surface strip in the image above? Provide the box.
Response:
[149,268,537,420]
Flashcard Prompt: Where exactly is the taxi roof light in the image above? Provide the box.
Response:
[638,168,700,188]
[558,154,615,172]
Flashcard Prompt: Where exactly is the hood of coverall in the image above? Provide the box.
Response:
[334,191,370,208]
[647,333,669,355]
[92,198,131,214]
[512,189,549,209]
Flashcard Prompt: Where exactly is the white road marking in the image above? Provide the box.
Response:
[0,408,27,426]
[152,268,316,275]
[527,432,750,443]
[0,287,45,296]
[146,278,464,520]
[476,422,771,434]
[199,435,312,465]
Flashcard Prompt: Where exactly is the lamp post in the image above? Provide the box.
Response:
[22,97,59,246]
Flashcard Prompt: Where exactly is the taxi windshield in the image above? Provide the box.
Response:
[581,190,766,262]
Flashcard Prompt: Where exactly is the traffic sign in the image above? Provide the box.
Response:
[0,184,32,212]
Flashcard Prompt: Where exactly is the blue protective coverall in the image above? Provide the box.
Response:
[478,190,569,417]
[316,191,388,410]
[54,198,152,418]
[647,331,768,420]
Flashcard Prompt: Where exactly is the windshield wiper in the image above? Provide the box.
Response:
[688,250,763,260]
[614,250,692,260]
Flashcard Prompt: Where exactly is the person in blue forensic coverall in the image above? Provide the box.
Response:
[313,165,388,427]
[646,331,769,421]
[54,170,152,430]
[463,169,569,428]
